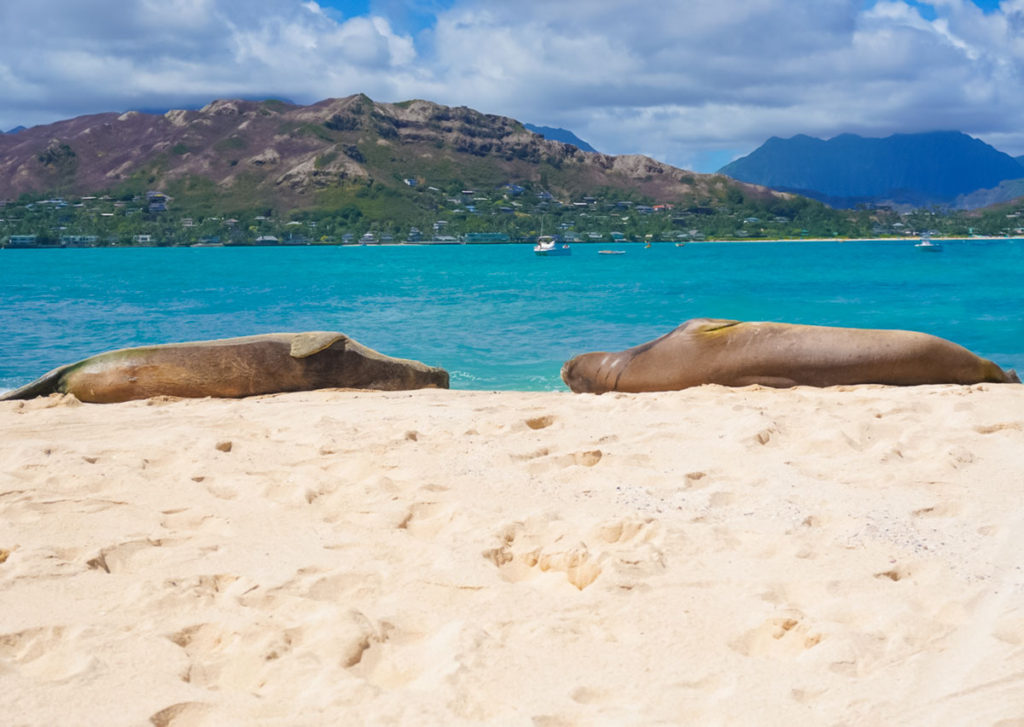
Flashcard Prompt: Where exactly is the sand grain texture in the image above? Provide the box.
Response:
[2,385,1024,725]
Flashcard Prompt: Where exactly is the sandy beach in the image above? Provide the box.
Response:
[3,384,1024,725]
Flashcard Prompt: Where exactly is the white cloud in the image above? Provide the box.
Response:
[0,0,1022,171]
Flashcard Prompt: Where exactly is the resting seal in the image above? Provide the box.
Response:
[0,332,449,403]
[561,318,1020,394]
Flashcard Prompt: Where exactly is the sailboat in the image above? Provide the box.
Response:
[534,235,571,256]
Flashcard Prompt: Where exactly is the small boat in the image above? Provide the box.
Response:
[675,241,688,248]
[915,233,942,252]
[534,235,571,256]
[598,249,626,255]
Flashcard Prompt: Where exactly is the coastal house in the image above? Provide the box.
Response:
[6,234,37,248]
[60,235,98,247]
[133,234,154,245]
[146,192,168,213]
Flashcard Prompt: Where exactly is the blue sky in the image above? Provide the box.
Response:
[1,0,1022,172]
[318,0,456,34]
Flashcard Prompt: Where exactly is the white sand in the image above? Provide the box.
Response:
[2,384,1024,726]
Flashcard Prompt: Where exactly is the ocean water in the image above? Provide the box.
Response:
[1,239,1022,392]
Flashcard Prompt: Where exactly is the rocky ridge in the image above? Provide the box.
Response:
[0,95,781,210]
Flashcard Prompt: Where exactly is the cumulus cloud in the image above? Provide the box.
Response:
[0,0,418,122]
[0,0,1022,171]
[420,0,1024,168]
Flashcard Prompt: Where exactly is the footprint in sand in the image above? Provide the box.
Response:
[167,620,311,691]
[0,625,97,681]
[148,574,239,611]
[483,521,602,590]
[729,614,823,657]
[483,516,666,590]
[396,501,457,538]
[521,449,604,476]
[349,620,464,690]
[303,571,383,602]
[86,538,172,574]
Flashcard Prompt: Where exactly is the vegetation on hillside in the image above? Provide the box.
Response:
[2,179,1022,247]
[2,95,1023,246]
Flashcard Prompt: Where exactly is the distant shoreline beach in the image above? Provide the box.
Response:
[3,236,1023,249]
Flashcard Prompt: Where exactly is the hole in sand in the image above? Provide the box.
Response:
[875,569,906,582]
[526,415,556,430]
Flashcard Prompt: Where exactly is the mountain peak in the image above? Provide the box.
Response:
[720,131,1024,207]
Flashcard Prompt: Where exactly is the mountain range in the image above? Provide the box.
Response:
[719,131,1024,209]
[0,95,781,214]
[3,97,1023,216]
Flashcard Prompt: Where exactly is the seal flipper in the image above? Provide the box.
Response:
[289,332,347,359]
[0,362,76,401]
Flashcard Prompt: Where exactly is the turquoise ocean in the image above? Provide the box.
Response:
[1,239,1022,393]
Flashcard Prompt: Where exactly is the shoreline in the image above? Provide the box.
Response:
[3,385,1024,724]
[3,236,1024,250]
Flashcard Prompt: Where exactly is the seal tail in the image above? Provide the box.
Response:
[1008,369,1021,384]
[0,365,72,401]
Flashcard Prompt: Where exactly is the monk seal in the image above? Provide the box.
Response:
[561,318,1020,394]
[0,332,449,403]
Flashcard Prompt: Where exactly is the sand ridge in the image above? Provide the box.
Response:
[2,385,1024,725]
